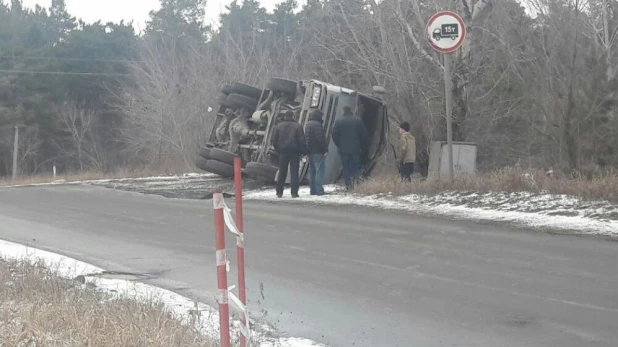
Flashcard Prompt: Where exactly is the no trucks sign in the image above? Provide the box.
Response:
[426,11,467,54]
[426,10,467,181]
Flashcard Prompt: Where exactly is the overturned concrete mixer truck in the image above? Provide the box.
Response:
[195,77,390,185]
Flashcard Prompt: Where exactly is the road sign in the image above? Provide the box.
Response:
[426,11,466,181]
[426,11,466,54]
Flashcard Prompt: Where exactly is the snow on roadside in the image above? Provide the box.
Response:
[245,186,618,236]
[87,172,218,184]
[6,172,616,236]
[0,239,327,347]
[1,173,217,188]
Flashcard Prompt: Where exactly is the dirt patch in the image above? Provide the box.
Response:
[84,174,269,200]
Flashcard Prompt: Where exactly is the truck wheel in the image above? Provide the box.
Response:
[227,93,259,110]
[203,160,235,178]
[218,93,234,109]
[243,163,278,182]
[220,84,233,94]
[266,78,297,95]
[195,157,209,171]
[198,147,211,160]
[231,83,262,100]
[209,148,246,167]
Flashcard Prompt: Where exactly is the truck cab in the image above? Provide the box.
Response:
[294,80,389,185]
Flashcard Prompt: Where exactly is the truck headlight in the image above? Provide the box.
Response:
[311,86,321,107]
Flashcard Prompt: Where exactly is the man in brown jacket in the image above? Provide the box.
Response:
[398,122,416,181]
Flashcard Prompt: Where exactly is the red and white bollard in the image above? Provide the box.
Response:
[213,189,231,347]
[234,156,248,347]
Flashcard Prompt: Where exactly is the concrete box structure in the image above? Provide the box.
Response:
[428,141,477,179]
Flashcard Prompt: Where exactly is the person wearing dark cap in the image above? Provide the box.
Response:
[332,105,367,190]
[271,110,307,198]
[398,121,416,181]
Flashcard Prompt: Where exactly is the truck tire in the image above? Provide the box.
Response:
[195,157,209,171]
[204,160,235,178]
[209,148,244,167]
[217,93,233,109]
[220,84,233,94]
[231,83,262,100]
[243,162,278,182]
[198,147,211,160]
[196,157,234,177]
[227,93,259,110]
[266,78,297,95]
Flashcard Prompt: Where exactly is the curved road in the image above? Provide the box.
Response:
[0,184,617,346]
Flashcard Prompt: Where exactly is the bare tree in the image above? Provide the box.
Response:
[111,0,618,174]
[17,126,42,174]
[55,100,105,172]
[116,35,216,168]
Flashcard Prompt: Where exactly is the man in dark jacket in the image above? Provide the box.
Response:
[332,105,367,190]
[304,109,328,195]
[271,110,307,198]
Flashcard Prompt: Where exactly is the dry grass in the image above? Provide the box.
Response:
[354,167,618,202]
[0,163,194,188]
[0,259,215,347]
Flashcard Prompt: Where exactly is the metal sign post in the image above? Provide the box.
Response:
[426,11,467,181]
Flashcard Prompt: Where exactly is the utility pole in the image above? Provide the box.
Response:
[12,125,19,181]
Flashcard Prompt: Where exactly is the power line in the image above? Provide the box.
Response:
[0,69,131,77]
[0,55,143,63]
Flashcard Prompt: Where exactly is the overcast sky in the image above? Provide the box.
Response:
[19,0,285,32]
[17,0,536,33]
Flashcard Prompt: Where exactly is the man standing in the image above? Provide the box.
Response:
[271,110,306,198]
[332,105,367,190]
[304,109,328,196]
[398,121,416,181]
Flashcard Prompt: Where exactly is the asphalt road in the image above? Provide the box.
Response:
[0,184,617,347]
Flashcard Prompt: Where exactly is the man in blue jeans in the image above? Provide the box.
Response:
[332,105,367,190]
[304,110,328,195]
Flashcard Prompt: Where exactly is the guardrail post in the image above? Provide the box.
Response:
[234,156,248,347]
[213,189,231,347]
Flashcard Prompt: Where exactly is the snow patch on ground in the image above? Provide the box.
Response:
[0,239,327,347]
[88,172,218,184]
[6,172,617,236]
[1,173,217,188]
[245,186,618,236]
